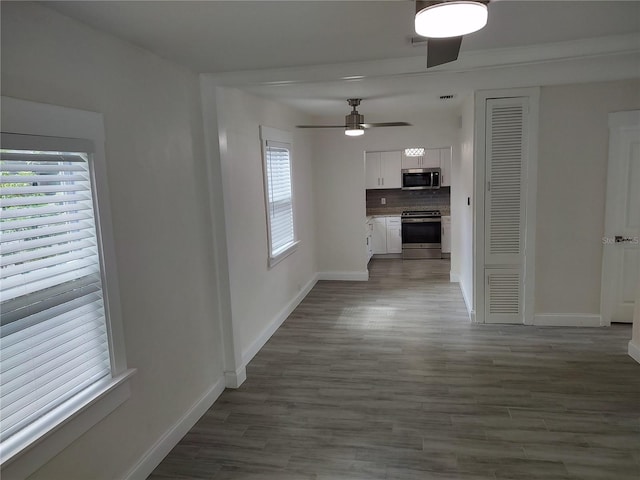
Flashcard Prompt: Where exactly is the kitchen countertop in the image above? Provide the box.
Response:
[366,206,451,216]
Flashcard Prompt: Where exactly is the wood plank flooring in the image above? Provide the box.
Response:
[149,259,639,480]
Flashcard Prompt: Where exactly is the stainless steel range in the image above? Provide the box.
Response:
[401,210,442,259]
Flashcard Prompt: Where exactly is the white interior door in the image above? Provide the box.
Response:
[602,111,640,324]
[484,97,528,324]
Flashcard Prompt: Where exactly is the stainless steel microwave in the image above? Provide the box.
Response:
[401,168,441,190]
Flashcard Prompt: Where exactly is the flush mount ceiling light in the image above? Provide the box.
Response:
[415,1,488,38]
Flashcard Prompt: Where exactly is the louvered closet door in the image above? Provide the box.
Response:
[484,97,528,323]
[485,97,528,265]
[485,268,523,324]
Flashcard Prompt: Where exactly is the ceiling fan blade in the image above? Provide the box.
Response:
[295,125,345,129]
[297,100,412,131]
[427,36,463,68]
[362,122,412,128]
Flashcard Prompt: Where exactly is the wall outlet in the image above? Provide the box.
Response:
[381,198,386,205]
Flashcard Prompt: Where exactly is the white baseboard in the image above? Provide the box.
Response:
[629,341,640,364]
[224,366,247,388]
[317,271,369,281]
[450,272,460,283]
[241,274,318,366]
[532,314,602,327]
[458,282,474,321]
[123,377,226,480]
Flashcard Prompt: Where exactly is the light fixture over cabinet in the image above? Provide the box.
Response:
[415,1,488,38]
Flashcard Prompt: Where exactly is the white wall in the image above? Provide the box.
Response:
[456,95,475,315]
[1,3,225,479]
[200,83,318,364]
[536,79,640,317]
[312,109,462,275]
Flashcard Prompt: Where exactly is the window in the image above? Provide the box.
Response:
[1,97,133,477]
[1,148,112,440]
[261,126,298,266]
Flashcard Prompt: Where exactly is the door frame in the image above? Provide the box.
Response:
[473,87,540,324]
[601,110,640,326]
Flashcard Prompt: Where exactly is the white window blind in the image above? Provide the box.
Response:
[0,149,111,443]
[265,141,295,258]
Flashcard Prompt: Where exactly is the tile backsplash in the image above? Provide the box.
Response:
[366,187,450,210]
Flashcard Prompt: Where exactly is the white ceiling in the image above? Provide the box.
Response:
[46,1,640,117]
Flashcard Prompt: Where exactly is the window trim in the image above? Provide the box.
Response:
[260,126,299,268]
[1,97,134,478]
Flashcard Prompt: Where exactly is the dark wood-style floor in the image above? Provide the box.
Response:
[149,259,639,480]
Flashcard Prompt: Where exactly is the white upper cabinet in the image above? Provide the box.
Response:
[440,147,452,186]
[423,148,441,168]
[366,151,401,189]
[380,151,401,189]
[365,152,381,189]
[401,154,423,169]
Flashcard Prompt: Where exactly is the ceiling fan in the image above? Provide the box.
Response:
[413,0,490,68]
[296,99,411,136]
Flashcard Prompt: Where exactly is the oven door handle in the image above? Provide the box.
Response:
[401,218,442,223]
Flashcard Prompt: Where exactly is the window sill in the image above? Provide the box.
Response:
[269,240,300,268]
[1,369,136,480]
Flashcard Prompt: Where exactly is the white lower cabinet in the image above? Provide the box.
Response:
[372,216,401,255]
[441,216,451,254]
[365,218,374,262]
[386,217,402,254]
[372,217,387,254]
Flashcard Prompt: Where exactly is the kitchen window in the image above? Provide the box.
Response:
[260,126,298,267]
[1,97,133,478]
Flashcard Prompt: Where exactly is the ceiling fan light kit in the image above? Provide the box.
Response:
[345,127,365,137]
[295,99,411,135]
[345,99,365,136]
[415,1,488,38]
